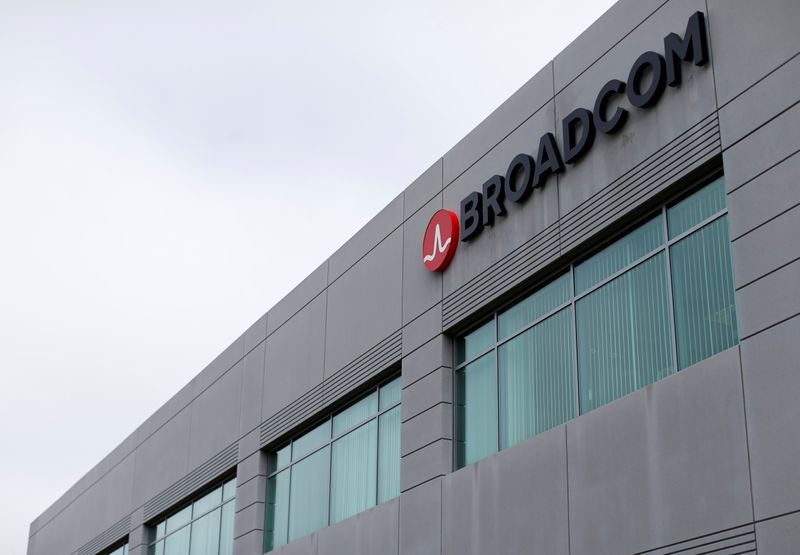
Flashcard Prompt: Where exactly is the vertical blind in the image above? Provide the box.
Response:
[148,478,236,555]
[265,376,402,551]
[455,175,739,469]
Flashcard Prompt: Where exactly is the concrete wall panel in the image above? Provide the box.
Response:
[723,101,800,194]
[727,152,800,240]
[325,228,403,375]
[399,479,441,555]
[328,193,403,283]
[553,0,667,92]
[756,512,800,555]
[567,347,752,555]
[188,360,243,468]
[735,257,800,340]
[132,406,191,508]
[442,426,569,555]
[708,0,800,106]
[443,64,554,186]
[263,293,327,420]
[718,52,800,149]
[240,341,265,435]
[741,314,800,519]
[404,159,443,219]
[317,499,399,555]
[731,204,800,288]
[267,261,328,336]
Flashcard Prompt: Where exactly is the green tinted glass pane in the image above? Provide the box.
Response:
[265,469,290,551]
[192,487,222,518]
[333,392,378,436]
[668,176,726,238]
[222,478,236,502]
[671,216,738,369]
[455,319,495,365]
[218,502,234,555]
[188,507,220,555]
[288,446,330,542]
[149,541,164,555]
[292,420,330,461]
[577,253,674,413]
[379,376,401,410]
[498,273,571,340]
[575,216,664,294]
[455,353,497,468]
[378,406,401,503]
[164,526,190,555]
[271,445,291,473]
[330,420,378,524]
[155,522,166,541]
[499,307,575,449]
[166,506,191,534]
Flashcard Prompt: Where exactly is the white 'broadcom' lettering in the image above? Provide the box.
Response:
[423,224,451,263]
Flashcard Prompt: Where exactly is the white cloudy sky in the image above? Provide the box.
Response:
[0,0,616,552]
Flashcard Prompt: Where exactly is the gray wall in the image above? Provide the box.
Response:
[28,0,800,553]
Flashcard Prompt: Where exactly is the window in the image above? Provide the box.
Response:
[102,544,128,555]
[148,477,236,555]
[455,175,738,469]
[265,376,401,551]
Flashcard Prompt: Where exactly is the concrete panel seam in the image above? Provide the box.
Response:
[754,507,800,527]
[401,365,452,393]
[717,50,800,112]
[704,0,721,114]
[326,221,404,290]
[737,346,758,526]
[234,499,265,515]
[399,473,445,495]
[727,145,800,196]
[730,200,800,242]
[738,310,800,343]
[401,437,451,459]
[734,254,800,292]
[236,472,266,491]
[403,159,445,223]
[554,0,670,95]
[401,401,452,424]
[442,96,555,189]
[722,97,800,153]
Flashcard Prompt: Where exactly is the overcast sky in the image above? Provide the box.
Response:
[0,1,617,552]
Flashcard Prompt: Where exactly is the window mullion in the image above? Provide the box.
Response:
[570,265,580,416]
[494,312,500,455]
[662,205,680,374]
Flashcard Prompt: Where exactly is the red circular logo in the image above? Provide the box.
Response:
[422,209,459,272]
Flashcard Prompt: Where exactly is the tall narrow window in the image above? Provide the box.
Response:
[148,477,236,555]
[454,175,739,469]
[265,376,401,551]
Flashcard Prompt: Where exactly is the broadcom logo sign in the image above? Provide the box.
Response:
[422,209,459,272]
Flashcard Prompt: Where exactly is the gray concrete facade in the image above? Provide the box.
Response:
[28,0,800,553]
